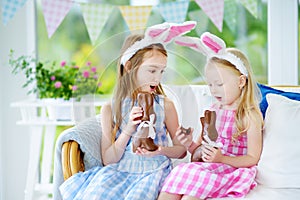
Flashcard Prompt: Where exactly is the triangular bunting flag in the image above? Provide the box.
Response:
[195,0,224,32]
[157,1,189,23]
[188,10,209,36]
[240,0,258,18]
[80,3,114,45]
[41,0,74,38]
[2,0,28,25]
[119,6,152,32]
[224,0,237,33]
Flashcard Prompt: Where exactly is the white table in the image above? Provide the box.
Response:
[11,97,109,200]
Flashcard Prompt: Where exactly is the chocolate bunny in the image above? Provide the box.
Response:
[132,92,158,152]
[191,110,220,162]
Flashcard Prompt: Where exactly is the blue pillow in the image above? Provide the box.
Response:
[258,84,300,118]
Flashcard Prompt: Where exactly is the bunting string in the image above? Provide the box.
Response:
[1,0,259,45]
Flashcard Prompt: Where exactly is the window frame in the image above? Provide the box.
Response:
[267,0,299,85]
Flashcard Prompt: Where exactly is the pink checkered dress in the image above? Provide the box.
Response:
[161,106,257,199]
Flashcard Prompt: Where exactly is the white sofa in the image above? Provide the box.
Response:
[53,84,300,200]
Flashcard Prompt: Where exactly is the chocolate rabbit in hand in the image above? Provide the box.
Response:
[191,110,222,162]
[132,92,158,152]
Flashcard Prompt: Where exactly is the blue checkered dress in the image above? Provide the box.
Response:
[60,95,172,200]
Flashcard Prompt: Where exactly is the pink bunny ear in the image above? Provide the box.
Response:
[146,22,170,38]
[164,21,197,43]
[120,21,196,66]
[201,35,221,53]
[147,28,169,38]
[200,32,226,54]
[200,32,248,76]
[174,36,206,55]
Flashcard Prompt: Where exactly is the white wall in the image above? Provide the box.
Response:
[0,4,33,200]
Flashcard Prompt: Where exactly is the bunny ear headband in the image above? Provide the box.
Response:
[120,21,197,66]
[175,32,248,77]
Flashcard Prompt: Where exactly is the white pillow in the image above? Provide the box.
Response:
[256,93,300,188]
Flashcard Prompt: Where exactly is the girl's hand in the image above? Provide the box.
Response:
[135,146,162,157]
[175,126,194,149]
[202,144,223,163]
[124,106,143,136]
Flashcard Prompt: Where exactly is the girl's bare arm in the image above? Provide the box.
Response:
[159,97,187,159]
[101,102,142,165]
[203,110,263,168]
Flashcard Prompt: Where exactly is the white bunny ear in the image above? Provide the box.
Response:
[200,32,226,55]
[175,32,248,77]
[120,21,197,66]
[145,21,197,44]
[200,32,248,77]
[174,32,226,56]
[163,21,197,43]
[174,36,207,55]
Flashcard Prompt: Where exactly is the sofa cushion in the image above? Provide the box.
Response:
[256,93,300,188]
[258,84,300,118]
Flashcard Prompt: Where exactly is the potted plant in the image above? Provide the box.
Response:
[9,50,103,100]
[9,50,103,120]
[72,61,103,100]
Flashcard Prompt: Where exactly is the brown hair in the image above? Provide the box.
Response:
[111,34,167,141]
[207,48,263,140]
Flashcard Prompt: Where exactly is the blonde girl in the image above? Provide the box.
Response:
[59,21,196,200]
[158,32,264,200]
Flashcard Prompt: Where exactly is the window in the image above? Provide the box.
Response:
[35,0,298,95]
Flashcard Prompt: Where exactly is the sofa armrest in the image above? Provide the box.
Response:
[61,140,85,180]
[53,114,103,200]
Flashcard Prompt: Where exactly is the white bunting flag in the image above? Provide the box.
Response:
[157,1,189,23]
[2,0,28,25]
[80,3,114,45]
[41,0,74,38]
[195,0,224,32]
[240,0,258,18]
